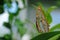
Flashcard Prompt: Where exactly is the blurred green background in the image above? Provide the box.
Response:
[0,0,60,40]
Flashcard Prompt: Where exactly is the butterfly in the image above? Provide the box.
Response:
[36,6,49,33]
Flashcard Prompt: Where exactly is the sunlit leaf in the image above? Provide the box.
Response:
[47,6,57,13]
[45,12,52,24]
[50,24,60,32]
[44,6,57,24]
[31,31,60,40]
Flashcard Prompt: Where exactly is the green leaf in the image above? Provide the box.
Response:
[57,36,60,40]
[57,1,60,7]
[18,26,26,37]
[22,0,25,6]
[0,34,11,40]
[48,34,60,40]
[4,34,11,40]
[45,12,52,24]
[50,24,60,32]
[47,6,57,13]
[44,6,57,24]
[0,6,4,14]
[15,19,26,36]
[31,31,60,40]
[15,19,24,27]
[9,14,14,23]
[3,22,11,29]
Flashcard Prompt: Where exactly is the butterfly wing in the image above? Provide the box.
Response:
[36,6,49,32]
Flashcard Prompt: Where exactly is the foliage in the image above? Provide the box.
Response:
[48,34,60,40]
[31,31,60,40]
[3,22,11,29]
[0,0,60,40]
[45,6,57,24]
[0,0,4,14]
[0,34,11,40]
[31,1,60,40]
[15,19,27,36]
[50,24,60,32]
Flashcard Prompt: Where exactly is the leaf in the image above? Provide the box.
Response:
[0,34,11,40]
[15,19,26,36]
[4,34,11,40]
[3,22,11,29]
[22,0,25,7]
[44,6,57,24]
[57,36,60,40]
[47,6,57,13]
[15,19,24,27]
[50,24,60,32]
[0,6,4,14]
[18,26,26,37]
[48,34,60,40]
[57,1,60,7]
[45,12,52,24]
[9,14,14,23]
[31,31,60,40]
